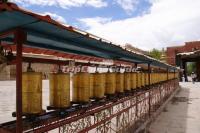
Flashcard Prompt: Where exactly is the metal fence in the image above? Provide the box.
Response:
[18,79,178,133]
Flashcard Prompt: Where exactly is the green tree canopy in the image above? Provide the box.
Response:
[149,48,162,60]
[187,62,196,75]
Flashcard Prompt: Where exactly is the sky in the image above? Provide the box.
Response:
[10,0,200,50]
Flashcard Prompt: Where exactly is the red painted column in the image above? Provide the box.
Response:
[14,29,26,133]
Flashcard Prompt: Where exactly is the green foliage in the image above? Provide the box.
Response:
[149,48,162,60]
[187,62,196,75]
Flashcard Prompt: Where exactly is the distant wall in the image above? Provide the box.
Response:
[0,63,56,80]
[0,65,11,80]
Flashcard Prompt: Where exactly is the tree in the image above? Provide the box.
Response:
[187,62,196,75]
[149,48,162,60]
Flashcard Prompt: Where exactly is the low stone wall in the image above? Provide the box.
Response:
[0,64,11,80]
[0,63,56,80]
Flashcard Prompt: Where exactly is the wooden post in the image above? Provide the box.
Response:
[14,29,26,133]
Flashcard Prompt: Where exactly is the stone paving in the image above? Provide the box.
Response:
[149,82,200,133]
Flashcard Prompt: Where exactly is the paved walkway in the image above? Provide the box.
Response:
[149,82,200,133]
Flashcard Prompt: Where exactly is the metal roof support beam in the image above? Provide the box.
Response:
[14,29,27,133]
[135,63,138,68]
[0,29,16,39]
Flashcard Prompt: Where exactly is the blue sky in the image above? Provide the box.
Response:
[10,0,200,50]
[11,0,151,29]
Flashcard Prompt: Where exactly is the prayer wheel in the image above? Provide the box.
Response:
[137,73,141,88]
[131,72,136,89]
[124,72,131,91]
[145,73,149,86]
[49,73,70,108]
[93,73,106,99]
[134,73,137,89]
[77,72,90,103]
[141,73,145,87]
[116,73,124,93]
[72,73,78,102]
[89,73,94,98]
[22,72,43,114]
[130,73,134,89]
[105,73,116,95]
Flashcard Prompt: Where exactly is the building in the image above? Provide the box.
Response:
[125,44,149,55]
[167,41,200,81]
[166,41,200,66]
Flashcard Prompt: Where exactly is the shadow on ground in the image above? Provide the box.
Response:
[148,83,191,133]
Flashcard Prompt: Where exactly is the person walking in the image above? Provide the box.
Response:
[191,72,196,84]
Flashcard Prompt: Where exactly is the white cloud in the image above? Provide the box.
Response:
[79,17,112,28]
[43,12,67,24]
[79,0,200,50]
[86,0,108,8]
[115,0,139,14]
[11,0,107,8]
[10,0,55,7]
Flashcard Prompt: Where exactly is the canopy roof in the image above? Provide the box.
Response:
[0,2,177,70]
[177,50,200,62]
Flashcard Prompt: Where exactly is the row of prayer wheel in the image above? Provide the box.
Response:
[22,72,178,114]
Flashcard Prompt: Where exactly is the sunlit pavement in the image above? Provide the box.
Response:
[149,82,200,133]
